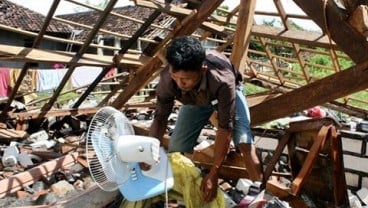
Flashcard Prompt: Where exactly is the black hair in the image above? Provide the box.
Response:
[165,36,206,72]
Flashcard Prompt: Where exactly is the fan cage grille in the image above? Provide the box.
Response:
[86,107,134,191]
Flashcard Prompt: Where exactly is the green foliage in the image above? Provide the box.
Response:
[216,5,229,17]
[351,91,368,110]
[57,92,79,104]
[307,54,334,78]
[262,19,277,27]
[338,57,354,69]
[288,20,305,31]
[244,83,268,95]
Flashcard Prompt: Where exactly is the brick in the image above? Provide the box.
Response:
[32,189,49,201]
[16,191,30,199]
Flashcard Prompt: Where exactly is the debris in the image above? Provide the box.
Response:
[357,187,368,205]
[50,180,75,195]
[2,145,19,167]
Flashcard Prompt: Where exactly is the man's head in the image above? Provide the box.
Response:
[166,36,206,91]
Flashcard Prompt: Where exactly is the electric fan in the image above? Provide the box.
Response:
[86,106,174,201]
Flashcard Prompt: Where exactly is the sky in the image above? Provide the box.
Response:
[8,0,320,31]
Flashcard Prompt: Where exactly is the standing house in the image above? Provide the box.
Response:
[0,0,72,68]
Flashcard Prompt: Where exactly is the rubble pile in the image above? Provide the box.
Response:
[0,106,367,207]
[0,117,98,207]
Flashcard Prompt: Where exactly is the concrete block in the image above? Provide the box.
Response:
[363,177,368,188]
[2,146,19,167]
[30,140,56,149]
[342,138,363,154]
[32,181,48,192]
[236,178,253,195]
[345,172,360,187]
[18,152,33,168]
[344,155,368,172]
[29,130,48,142]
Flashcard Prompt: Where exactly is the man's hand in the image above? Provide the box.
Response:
[200,170,219,202]
[139,162,151,171]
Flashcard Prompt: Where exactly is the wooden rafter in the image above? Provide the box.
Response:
[273,0,290,30]
[250,59,368,126]
[230,0,256,73]
[0,44,149,67]
[37,0,120,118]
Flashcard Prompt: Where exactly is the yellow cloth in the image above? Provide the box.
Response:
[120,152,225,208]
[9,68,37,92]
[9,68,38,103]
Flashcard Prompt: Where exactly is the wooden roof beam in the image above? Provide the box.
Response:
[273,0,290,30]
[293,0,368,63]
[250,59,368,126]
[38,0,120,118]
[0,44,149,67]
[230,0,256,73]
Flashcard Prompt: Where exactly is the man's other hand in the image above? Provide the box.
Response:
[200,171,219,202]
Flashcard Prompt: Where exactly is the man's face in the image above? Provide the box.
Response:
[169,66,205,92]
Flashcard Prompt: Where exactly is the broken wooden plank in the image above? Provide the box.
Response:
[0,129,28,141]
[0,152,79,198]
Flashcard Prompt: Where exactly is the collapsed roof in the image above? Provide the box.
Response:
[0,0,367,128]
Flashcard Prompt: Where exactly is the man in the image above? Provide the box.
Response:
[149,36,263,202]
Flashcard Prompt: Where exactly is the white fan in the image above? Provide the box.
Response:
[86,106,174,201]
